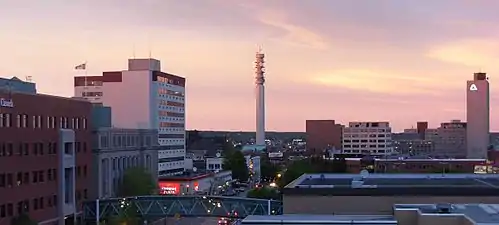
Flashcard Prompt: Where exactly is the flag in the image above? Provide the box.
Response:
[75,63,86,70]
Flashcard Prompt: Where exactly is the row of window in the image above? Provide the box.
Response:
[0,113,87,130]
[82,91,103,97]
[343,139,389,143]
[158,111,184,118]
[343,134,391,138]
[0,141,88,157]
[0,166,87,188]
[0,190,88,218]
[159,122,184,128]
[343,144,390,148]
[158,100,184,107]
[99,134,154,149]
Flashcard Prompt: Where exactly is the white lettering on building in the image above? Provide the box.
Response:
[470,84,478,91]
[0,98,13,108]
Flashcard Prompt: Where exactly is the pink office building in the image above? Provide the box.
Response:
[466,72,490,159]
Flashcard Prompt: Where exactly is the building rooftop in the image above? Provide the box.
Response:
[159,171,212,181]
[395,203,499,224]
[284,173,499,196]
[242,215,397,224]
[241,204,499,224]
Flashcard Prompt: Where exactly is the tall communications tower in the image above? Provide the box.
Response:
[255,47,266,147]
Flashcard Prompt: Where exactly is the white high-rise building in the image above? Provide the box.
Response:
[342,121,393,155]
[74,58,186,176]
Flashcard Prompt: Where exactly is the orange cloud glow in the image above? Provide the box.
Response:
[310,69,439,95]
[427,39,499,68]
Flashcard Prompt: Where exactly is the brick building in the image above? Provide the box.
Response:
[0,89,92,225]
[305,120,342,155]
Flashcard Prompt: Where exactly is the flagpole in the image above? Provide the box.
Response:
[84,61,88,87]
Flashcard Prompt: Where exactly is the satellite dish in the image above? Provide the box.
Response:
[193,167,197,172]
[216,153,221,158]
[360,170,369,178]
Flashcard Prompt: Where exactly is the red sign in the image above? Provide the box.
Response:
[193,182,199,191]
[159,182,180,195]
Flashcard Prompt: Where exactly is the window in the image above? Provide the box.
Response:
[23,143,28,156]
[75,118,80,129]
[0,204,5,218]
[32,171,38,183]
[23,172,29,184]
[52,195,57,207]
[39,171,44,183]
[39,197,44,209]
[16,172,22,186]
[83,189,88,199]
[47,169,52,181]
[22,114,27,128]
[33,198,38,210]
[6,174,12,187]
[38,143,44,155]
[0,174,5,187]
[83,165,87,177]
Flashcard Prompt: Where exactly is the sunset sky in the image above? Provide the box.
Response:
[1,0,499,132]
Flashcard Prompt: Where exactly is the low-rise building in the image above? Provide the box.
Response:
[242,204,499,225]
[283,173,499,215]
[342,122,393,156]
[344,158,486,173]
[92,128,159,199]
[157,171,232,195]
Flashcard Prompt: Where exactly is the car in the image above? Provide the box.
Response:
[218,217,232,225]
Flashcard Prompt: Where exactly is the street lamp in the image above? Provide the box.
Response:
[276,173,282,178]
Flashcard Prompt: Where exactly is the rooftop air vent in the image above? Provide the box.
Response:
[436,203,453,213]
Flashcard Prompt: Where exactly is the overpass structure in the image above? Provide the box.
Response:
[82,196,283,221]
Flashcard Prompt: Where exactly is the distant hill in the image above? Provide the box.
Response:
[187,130,306,142]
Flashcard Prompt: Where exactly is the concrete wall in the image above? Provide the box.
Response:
[283,195,499,215]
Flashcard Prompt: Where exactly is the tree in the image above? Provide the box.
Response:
[118,167,157,197]
[11,213,36,225]
[223,150,249,181]
[331,156,348,173]
[260,156,280,182]
[247,187,280,200]
[277,157,347,188]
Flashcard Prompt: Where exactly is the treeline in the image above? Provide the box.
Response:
[278,156,347,188]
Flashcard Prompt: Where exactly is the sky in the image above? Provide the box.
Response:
[1,0,499,132]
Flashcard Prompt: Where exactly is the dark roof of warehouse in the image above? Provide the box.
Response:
[283,173,499,196]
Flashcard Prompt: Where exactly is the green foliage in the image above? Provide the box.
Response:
[278,156,347,188]
[247,187,280,200]
[118,167,157,197]
[11,213,36,225]
[223,150,249,181]
[260,156,281,181]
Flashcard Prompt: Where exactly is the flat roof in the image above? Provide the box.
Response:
[242,214,397,224]
[158,172,212,181]
[284,173,499,196]
[395,203,499,224]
